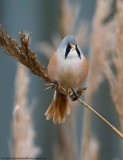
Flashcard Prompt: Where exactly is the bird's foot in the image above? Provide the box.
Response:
[51,80,58,89]
[45,80,58,90]
[70,87,87,101]
[70,88,78,101]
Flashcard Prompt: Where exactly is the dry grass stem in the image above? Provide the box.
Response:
[10,63,40,156]
[81,1,117,159]
[59,0,81,38]
[101,0,123,153]
[80,107,91,160]
[84,137,100,160]
[97,0,123,143]
[0,25,52,83]
[0,25,123,140]
[87,0,116,99]
[78,98,123,139]
[113,0,123,130]
[53,101,78,160]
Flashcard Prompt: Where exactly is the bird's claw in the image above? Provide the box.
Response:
[51,80,58,89]
[70,87,87,101]
[44,80,58,90]
[70,88,78,101]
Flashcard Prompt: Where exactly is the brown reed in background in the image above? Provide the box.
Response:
[81,0,116,159]
[102,0,123,152]
[84,137,100,160]
[10,63,40,157]
[81,0,123,159]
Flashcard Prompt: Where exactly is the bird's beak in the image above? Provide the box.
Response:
[71,45,75,50]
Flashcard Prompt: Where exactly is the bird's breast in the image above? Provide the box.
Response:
[48,53,88,89]
[56,55,88,88]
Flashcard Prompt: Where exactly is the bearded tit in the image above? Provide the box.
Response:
[45,35,88,123]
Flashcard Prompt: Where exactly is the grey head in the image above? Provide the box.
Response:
[57,35,81,59]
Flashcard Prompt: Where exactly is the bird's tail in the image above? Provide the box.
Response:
[45,91,70,123]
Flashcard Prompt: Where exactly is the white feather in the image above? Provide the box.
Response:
[54,90,56,101]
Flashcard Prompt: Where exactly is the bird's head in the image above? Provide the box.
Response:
[57,35,81,59]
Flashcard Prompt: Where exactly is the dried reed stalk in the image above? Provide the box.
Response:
[101,0,123,153]
[114,0,123,133]
[53,102,77,160]
[84,137,100,160]
[81,0,117,159]
[59,0,81,38]
[0,24,123,142]
[10,63,40,156]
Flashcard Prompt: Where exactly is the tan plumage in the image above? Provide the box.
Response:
[45,35,88,123]
[45,91,69,123]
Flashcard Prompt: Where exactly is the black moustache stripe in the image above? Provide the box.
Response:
[65,45,71,59]
[65,44,81,59]
[76,45,81,59]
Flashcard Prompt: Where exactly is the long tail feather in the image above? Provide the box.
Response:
[45,91,69,123]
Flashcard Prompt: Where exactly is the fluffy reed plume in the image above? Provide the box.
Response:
[81,0,116,159]
[102,0,123,152]
[87,0,116,100]
[0,27,51,83]
[53,102,77,160]
[59,0,80,37]
[111,0,123,132]
[84,137,100,160]
[10,63,41,156]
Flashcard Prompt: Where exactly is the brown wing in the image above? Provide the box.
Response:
[78,57,89,85]
[48,52,58,80]
[82,57,89,79]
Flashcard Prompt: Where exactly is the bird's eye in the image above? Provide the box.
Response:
[67,44,71,48]
[65,44,71,59]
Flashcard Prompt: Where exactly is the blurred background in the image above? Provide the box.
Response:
[0,0,123,160]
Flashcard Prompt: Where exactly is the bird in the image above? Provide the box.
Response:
[45,35,88,123]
